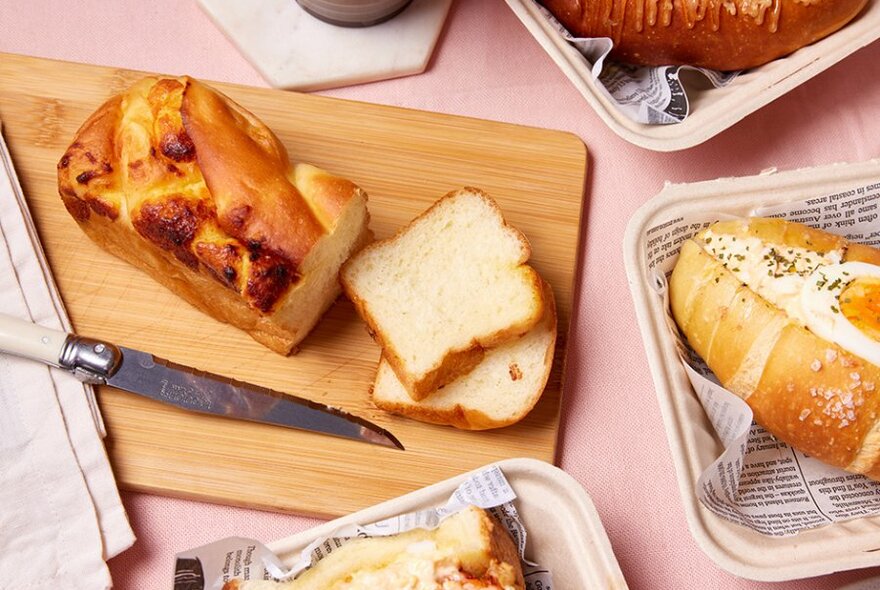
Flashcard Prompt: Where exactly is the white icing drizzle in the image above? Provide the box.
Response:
[610,0,787,34]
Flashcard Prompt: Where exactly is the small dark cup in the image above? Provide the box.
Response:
[296,0,414,27]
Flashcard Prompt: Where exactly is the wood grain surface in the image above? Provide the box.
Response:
[0,52,587,518]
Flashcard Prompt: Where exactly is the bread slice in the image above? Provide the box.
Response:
[222,506,524,590]
[372,282,556,429]
[340,188,545,400]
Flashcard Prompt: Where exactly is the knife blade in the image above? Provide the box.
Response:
[0,313,403,450]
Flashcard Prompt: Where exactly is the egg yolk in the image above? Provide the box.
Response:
[841,276,880,342]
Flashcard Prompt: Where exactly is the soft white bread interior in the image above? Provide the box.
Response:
[341,188,545,400]
[58,76,370,354]
[372,281,557,429]
[669,218,880,479]
[222,506,524,590]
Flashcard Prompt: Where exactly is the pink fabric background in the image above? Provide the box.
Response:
[3,1,880,588]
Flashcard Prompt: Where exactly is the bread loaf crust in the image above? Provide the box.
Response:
[58,77,370,354]
[539,0,868,70]
[670,218,880,477]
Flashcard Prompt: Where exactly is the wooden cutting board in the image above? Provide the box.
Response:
[0,53,587,518]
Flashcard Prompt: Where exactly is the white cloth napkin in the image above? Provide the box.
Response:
[0,126,135,589]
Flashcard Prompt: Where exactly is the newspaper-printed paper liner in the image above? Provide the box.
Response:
[643,182,880,536]
[174,466,553,589]
[531,3,738,125]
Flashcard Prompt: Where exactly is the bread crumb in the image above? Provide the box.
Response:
[810,359,822,372]
[508,363,522,381]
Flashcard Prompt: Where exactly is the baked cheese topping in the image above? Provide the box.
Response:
[332,541,515,590]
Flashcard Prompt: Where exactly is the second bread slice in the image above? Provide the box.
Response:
[372,282,556,429]
[341,188,545,400]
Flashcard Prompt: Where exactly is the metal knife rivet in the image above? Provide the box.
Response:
[94,344,105,354]
[41,336,49,344]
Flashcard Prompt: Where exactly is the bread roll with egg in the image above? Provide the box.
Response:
[670,218,880,478]
[57,76,370,354]
[222,506,524,590]
[539,0,868,70]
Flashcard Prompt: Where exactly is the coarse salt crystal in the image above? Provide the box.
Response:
[851,372,861,382]
[840,419,850,428]
[786,382,795,392]
[826,349,838,363]
[865,382,876,392]
[799,409,811,421]
[811,359,822,372]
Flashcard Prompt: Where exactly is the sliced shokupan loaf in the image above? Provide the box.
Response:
[340,188,545,400]
[372,282,556,429]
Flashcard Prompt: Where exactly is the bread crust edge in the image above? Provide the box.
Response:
[341,187,545,400]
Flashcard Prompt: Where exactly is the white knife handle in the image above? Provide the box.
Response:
[0,313,122,383]
[0,312,69,367]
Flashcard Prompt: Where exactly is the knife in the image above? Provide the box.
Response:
[0,313,403,450]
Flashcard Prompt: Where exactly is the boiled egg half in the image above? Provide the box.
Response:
[801,261,880,368]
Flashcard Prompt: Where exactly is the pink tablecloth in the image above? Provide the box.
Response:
[3,1,880,588]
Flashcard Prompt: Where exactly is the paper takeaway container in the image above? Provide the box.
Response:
[624,159,880,580]
[217,458,628,589]
[505,0,880,151]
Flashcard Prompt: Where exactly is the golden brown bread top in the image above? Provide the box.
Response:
[539,0,868,70]
[220,506,523,590]
[58,76,361,313]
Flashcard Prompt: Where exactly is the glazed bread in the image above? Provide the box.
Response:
[539,0,868,70]
[372,282,557,429]
[58,76,370,354]
[341,188,545,400]
[670,218,880,478]
[222,506,524,590]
